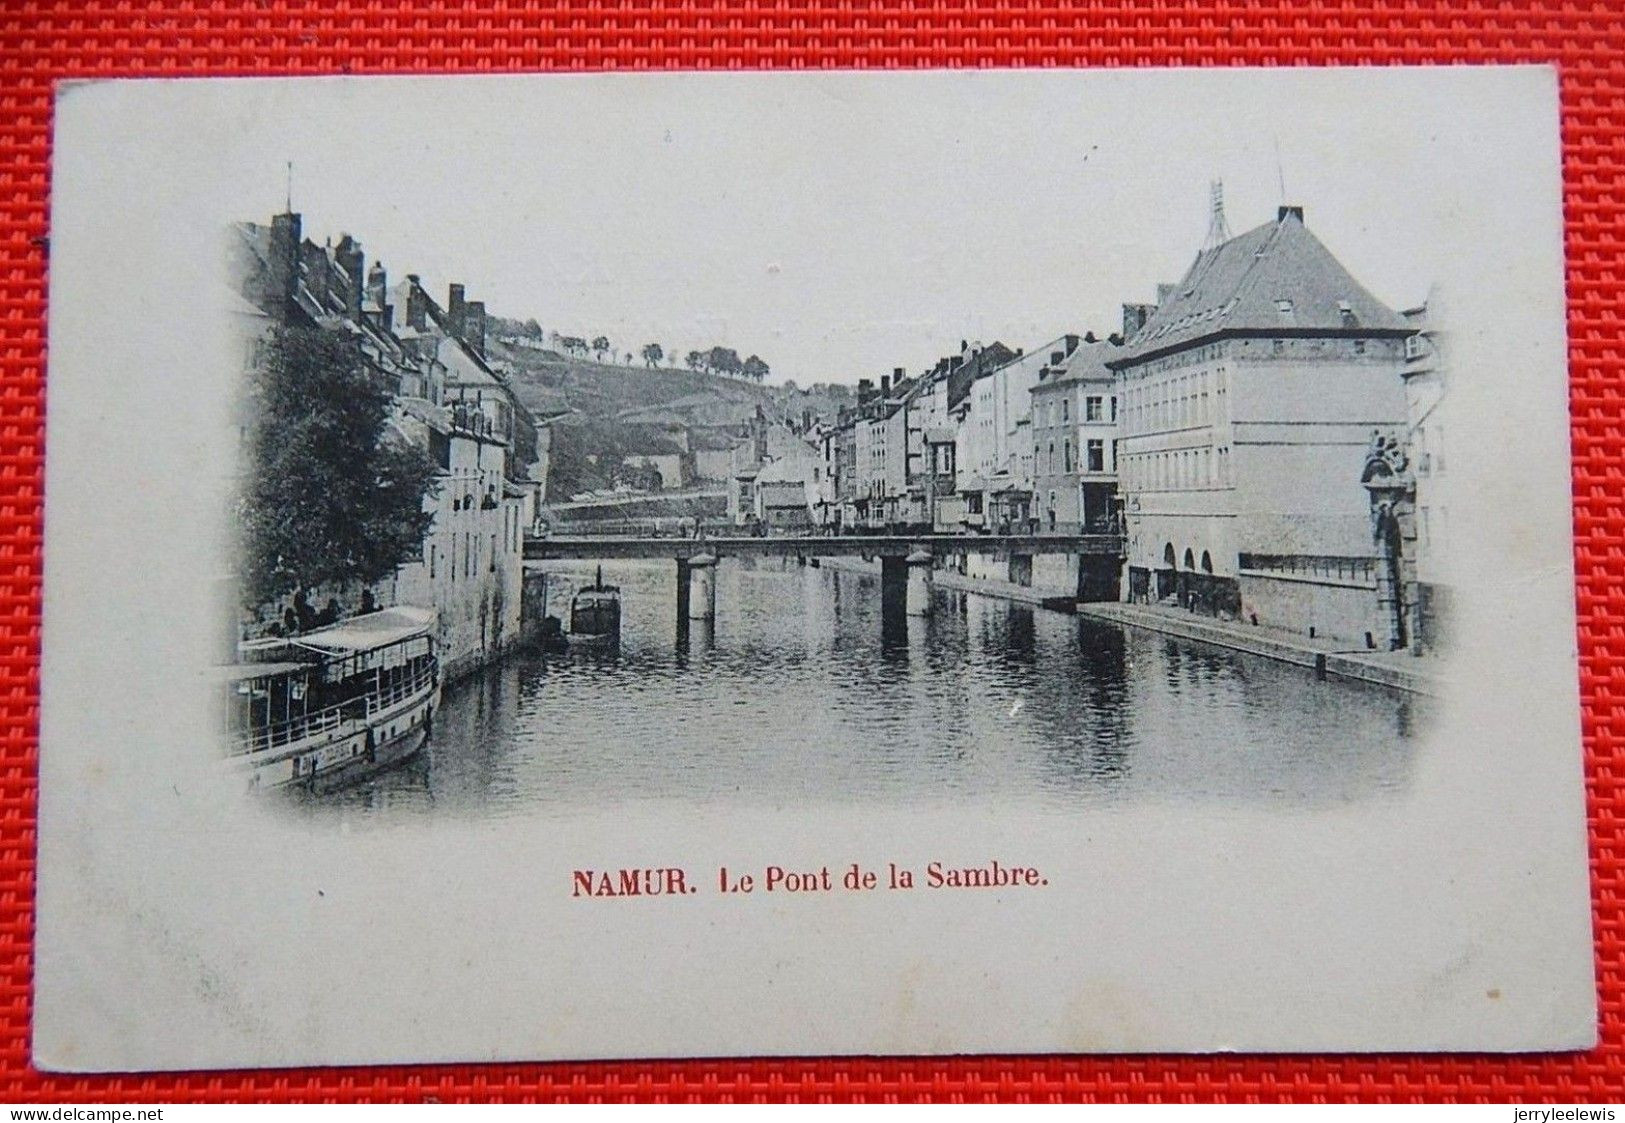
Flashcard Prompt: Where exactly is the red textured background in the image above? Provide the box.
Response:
[2,0,1620,1104]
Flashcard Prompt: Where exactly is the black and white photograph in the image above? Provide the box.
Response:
[35,68,1593,1070]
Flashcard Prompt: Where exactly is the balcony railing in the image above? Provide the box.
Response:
[230,662,437,758]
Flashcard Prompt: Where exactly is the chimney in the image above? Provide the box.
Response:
[1065,333,1081,353]
[334,235,364,316]
[960,339,968,352]
[894,366,905,381]
[405,274,429,331]
[268,212,301,313]
[880,374,891,396]
[1278,205,1304,223]
[447,283,466,336]
[1122,302,1155,338]
[857,378,874,402]
[465,300,487,359]
[366,260,387,311]
[1083,331,1097,344]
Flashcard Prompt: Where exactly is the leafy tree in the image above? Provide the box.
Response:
[237,324,440,609]
[559,335,587,356]
[592,335,611,362]
[742,354,769,384]
[685,350,703,371]
[524,318,543,338]
[707,346,742,378]
[642,342,664,369]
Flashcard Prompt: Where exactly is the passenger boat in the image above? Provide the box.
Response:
[568,567,621,645]
[223,605,441,793]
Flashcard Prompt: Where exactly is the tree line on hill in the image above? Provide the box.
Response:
[488,315,771,382]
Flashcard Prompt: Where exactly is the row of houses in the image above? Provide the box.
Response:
[229,210,552,678]
[735,204,1450,654]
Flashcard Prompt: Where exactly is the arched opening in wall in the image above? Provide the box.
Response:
[1156,542,1177,602]
[1201,550,1214,574]
[1177,547,1196,611]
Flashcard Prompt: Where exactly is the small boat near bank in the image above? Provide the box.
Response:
[568,567,622,646]
[223,605,441,793]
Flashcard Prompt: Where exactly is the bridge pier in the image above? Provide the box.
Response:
[675,557,691,621]
[687,552,718,621]
[905,548,934,617]
[879,555,908,619]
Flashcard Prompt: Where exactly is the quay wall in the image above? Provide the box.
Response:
[1079,602,1441,696]
[1238,571,1386,649]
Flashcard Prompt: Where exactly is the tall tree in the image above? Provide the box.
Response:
[642,342,664,369]
[237,325,440,609]
[592,335,611,362]
[685,350,703,371]
[742,354,769,384]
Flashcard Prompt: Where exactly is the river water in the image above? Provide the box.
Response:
[299,558,1430,821]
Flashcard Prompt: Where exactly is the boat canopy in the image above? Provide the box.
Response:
[214,660,314,685]
[292,605,437,677]
[296,606,435,652]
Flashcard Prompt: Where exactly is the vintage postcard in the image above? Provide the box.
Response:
[35,67,1593,1070]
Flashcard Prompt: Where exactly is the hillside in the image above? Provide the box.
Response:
[487,337,854,501]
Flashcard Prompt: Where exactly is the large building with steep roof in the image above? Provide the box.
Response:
[1107,205,1412,644]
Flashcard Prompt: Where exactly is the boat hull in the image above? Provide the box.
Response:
[307,724,428,794]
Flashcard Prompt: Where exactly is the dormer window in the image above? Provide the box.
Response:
[1276,299,1293,315]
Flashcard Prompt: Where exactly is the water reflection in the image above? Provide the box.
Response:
[295,558,1428,820]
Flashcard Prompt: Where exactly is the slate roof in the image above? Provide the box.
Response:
[1032,337,1119,392]
[1110,210,1409,367]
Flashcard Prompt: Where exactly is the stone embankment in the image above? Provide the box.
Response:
[813,556,1443,696]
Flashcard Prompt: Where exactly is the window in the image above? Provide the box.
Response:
[1086,396,1103,422]
[1405,334,1426,360]
[429,544,437,580]
[490,534,497,573]
[1061,399,1069,423]
[1063,440,1073,472]
[1087,440,1104,473]
[1048,441,1056,473]
[1276,299,1294,315]
[1110,396,1118,422]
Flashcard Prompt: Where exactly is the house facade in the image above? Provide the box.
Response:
[1030,337,1121,535]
